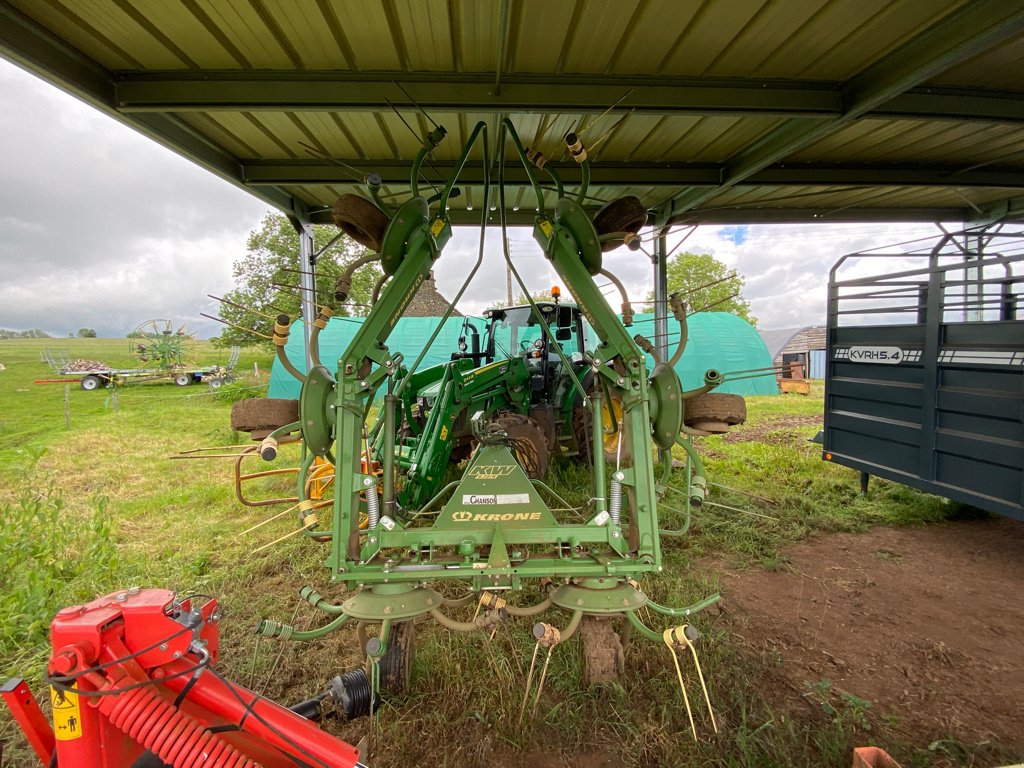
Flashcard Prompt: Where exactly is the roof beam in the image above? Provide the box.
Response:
[243,160,1024,190]
[112,72,1024,124]
[306,205,970,227]
[664,0,1024,223]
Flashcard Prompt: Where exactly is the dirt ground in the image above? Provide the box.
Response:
[719,517,1024,756]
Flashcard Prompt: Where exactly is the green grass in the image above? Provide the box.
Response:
[0,348,997,768]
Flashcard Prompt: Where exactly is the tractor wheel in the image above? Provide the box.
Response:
[571,395,632,465]
[80,375,101,391]
[579,616,625,685]
[593,196,648,252]
[376,620,415,695]
[331,194,390,252]
[174,373,191,386]
[683,392,746,434]
[493,413,549,479]
[230,398,299,434]
[207,377,224,389]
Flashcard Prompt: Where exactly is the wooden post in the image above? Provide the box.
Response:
[64,384,70,430]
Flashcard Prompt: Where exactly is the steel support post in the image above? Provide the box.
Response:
[294,217,317,369]
[653,229,670,362]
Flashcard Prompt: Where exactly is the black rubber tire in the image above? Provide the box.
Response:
[580,616,625,685]
[174,373,191,386]
[493,413,550,479]
[377,620,415,695]
[80,375,101,391]
[230,398,299,433]
[683,392,746,433]
[593,196,648,252]
[331,194,390,252]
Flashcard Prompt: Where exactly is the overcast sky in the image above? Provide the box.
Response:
[0,58,940,338]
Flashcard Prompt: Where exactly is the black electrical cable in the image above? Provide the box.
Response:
[207,666,334,768]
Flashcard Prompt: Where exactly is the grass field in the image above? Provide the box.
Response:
[0,337,977,767]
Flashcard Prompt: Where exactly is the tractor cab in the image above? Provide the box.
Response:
[479,298,592,405]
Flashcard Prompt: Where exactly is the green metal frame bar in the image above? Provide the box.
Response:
[110,73,1024,125]
[243,161,1024,190]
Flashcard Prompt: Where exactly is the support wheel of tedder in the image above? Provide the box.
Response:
[493,413,550,479]
[580,616,625,685]
[373,620,415,696]
[593,196,648,252]
[230,398,299,440]
[683,392,746,434]
[331,194,390,252]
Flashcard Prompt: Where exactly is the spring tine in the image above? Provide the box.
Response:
[682,626,718,734]
[528,646,555,725]
[665,629,698,741]
[241,501,302,535]
[517,640,542,728]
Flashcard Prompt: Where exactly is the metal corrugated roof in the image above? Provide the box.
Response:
[2,0,1023,227]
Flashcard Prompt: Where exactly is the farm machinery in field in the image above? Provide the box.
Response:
[5,120,747,767]
[41,321,240,390]
[233,120,746,714]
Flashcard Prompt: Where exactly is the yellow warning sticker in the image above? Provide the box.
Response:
[539,219,553,238]
[440,425,449,441]
[50,685,83,741]
[430,218,446,237]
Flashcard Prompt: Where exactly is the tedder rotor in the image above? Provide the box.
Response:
[231,118,749,731]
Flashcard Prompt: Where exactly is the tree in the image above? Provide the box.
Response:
[76,328,97,338]
[214,213,383,347]
[646,251,756,326]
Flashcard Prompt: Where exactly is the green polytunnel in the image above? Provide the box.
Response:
[268,312,776,399]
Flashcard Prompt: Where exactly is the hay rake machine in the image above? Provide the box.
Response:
[234,119,746,731]
[4,119,747,768]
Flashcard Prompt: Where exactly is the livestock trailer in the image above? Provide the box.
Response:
[823,225,1023,520]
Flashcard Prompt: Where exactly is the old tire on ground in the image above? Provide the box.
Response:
[683,392,746,434]
[593,196,648,252]
[80,375,101,391]
[230,398,299,434]
[377,620,415,695]
[580,616,625,685]
[493,413,550,479]
[331,194,390,252]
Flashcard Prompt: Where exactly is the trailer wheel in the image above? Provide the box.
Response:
[174,373,191,386]
[580,616,625,685]
[683,392,746,434]
[331,194,390,252]
[593,196,648,252]
[230,398,299,435]
[80,375,101,391]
